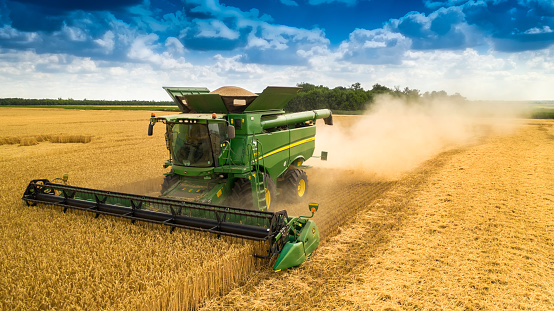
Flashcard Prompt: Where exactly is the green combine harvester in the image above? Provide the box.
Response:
[22,86,333,271]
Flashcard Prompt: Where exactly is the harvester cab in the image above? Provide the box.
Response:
[23,85,332,272]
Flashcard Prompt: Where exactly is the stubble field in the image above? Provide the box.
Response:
[1,107,552,310]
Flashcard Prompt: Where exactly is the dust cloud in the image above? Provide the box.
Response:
[311,95,530,179]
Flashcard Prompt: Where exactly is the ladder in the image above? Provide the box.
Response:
[249,139,267,211]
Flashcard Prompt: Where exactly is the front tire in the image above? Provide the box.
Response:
[230,174,275,210]
[230,178,252,209]
[264,176,276,210]
[282,169,308,202]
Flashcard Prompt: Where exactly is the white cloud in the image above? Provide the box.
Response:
[0,25,38,42]
[94,31,115,53]
[391,48,554,100]
[195,20,240,39]
[240,21,330,64]
[1,45,553,101]
[66,57,98,73]
[524,26,553,34]
[126,34,191,71]
[164,37,185,56]
[128,33,165,61]
[338,28,411,64]
[213,54,263,74]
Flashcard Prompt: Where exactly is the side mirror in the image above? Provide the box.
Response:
[227,124,235,139]
[320,151,328,161]
[148,123,154,136]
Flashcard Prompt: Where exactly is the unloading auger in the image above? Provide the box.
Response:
[22,85,332,271]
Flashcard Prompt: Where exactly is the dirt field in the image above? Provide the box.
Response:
[1,108,552,310]
[202,119,554,310]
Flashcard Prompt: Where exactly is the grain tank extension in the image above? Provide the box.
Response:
[22,86,332,271]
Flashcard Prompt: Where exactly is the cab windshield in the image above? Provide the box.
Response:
[170,122,227,167]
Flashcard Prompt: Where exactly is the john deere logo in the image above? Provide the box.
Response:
[312,228,315,234]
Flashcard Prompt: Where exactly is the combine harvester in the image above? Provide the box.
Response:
[22,86,333,271]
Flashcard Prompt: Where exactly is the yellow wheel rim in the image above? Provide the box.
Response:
[265,188,271,208]
[297,179,306,197]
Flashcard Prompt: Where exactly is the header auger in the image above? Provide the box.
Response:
[23,85,332,271]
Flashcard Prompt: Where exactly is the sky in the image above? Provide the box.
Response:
[0,0,553,101]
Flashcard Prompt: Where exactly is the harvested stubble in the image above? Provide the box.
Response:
[0,108,257,310]
[202,119,554,310]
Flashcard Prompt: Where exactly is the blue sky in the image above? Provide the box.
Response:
[0,0,553,100]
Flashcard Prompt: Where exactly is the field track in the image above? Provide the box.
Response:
[202,120,554,310]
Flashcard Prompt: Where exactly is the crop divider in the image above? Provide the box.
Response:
[92,194,108,216]
[61,189,76,213]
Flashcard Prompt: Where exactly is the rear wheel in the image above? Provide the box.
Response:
[282,169,308,202]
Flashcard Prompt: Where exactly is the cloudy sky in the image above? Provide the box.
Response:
[0,0,553,101]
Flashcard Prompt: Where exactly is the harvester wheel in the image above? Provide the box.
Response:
[230,178,253,209]
[230,176,275,210]
[161,174,179,195]
[264,176,276,210]
[283,169,308,202]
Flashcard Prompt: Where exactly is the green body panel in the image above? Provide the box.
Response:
[289,126,316,165]
[162,176,229,204]
[298,219,320,256]
[253,131,291,179]
[163,87,210,112]
[273,242,306,271]
[163,86,210,97]
[227,136,249,166]
[273,219,320,271]
[162,113,220,122]
[181,94,228,114]
[171,166,213,177]
[245,86,301,112]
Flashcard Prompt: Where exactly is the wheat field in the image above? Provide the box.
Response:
[0,108,257,310]
[2,107,553,310]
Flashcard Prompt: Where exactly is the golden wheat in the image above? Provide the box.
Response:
[0,108,257,310]
[0,134,92,146]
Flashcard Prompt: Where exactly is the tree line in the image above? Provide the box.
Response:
[0,98,173,106]
[284,82,467,112]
